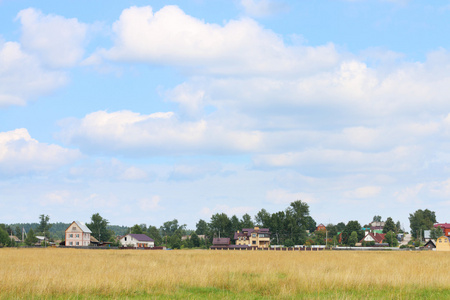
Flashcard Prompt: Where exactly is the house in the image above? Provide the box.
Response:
[65,221,92,247]
[36,236,49,245]
[316,224,326,231]
[234,227,271,248]
[360,232,386,244]
[90,235,99,246]
[423,240,436,249]
[9,235,21,243]
[434,223,450,237]
[436,236,450,251]
[212,238,230,247]
[120,234,154,248]
[369,221,385,234]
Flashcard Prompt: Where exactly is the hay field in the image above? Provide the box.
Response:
[0,248,449,299]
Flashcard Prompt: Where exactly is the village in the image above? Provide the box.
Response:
[2,218,449,252]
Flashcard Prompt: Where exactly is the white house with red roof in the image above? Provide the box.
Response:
[360,232,386,244]
[120,234,154,248]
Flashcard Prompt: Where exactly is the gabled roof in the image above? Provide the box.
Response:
[127,234,154,242]
[90,235,99,243]
[213,238,230,245]
[66,221,92,233]
[360,232,385,243]
[75,221,92,233]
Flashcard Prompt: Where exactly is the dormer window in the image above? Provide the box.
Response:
[72,227,76,230]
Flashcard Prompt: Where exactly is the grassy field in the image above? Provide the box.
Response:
[0,248,449,299]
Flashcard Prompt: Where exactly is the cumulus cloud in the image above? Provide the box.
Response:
[0,40,67,107]
[100,5,339,75]
[16,8,88,68]
[344,186,382,198]
[58,110,263,155]
[0,128,80,176]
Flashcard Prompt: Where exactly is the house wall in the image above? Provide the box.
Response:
[119,235,154,247]
[436,236,450,251]
[65,222,90,246]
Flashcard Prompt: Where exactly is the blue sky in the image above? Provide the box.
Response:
[1,0,450,230]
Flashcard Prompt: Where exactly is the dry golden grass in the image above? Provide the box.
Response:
[0,248,449,299]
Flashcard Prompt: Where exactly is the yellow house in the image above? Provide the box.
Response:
[436,236,450,251]
[234,227,270,248]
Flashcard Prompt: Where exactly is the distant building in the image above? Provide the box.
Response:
[436,236,450,251]
[369,221,385,234]
[65,221,92,247]
[213,238,230,247]
[359,232,386,244]
[234,227,270,248]
[120,234,154,248]
[434,223,450,237]
[316,224,326,231]
[423,240,436,249]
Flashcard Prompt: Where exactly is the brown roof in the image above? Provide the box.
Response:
[90,236,99,243]
[213,238,230,245]
[360,232,386,243]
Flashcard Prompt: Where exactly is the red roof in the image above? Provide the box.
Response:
[360,232,385,243]
[434,223,450,229]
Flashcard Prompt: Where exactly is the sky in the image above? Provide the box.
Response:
[1,0,450,230]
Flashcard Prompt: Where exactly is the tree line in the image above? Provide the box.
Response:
[0,203,443,248]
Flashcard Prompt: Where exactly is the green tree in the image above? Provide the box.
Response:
[255,208,271,227]
[25,228,38,246]
[195,219,209,236]
[190,232,200,247]
[336,222,346,232]
[343,221,362,244]
[146,226,162,246]
[348,231,358,246]
[286,200,310,245]
[160,219,186,237]
[430,226,444,239]
[409,209,436,238]
[36,215,52,242]
[130,224,144,234]
[383,217,396,234]
[0,225,9,246]
[86,213,111,242]
[372,215,382,222]
[230,215,241,234]
[326,224,337,238]
[384,231,399,247]
[209,213,232,238]
[240,213,254,228]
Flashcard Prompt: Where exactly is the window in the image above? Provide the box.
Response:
[124,237,127,241]
[76,234,79,238]
[72,227,76,230]
[252,241,256,245]
[69,242,73,245]
[69,234,73,238]
[76,242,79,245]
[252,233,256,237]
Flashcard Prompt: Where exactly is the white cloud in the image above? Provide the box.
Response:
[200,204,256,218]
[0,40,67,107]
[240,0,288,17]
[0,128,80,176]
[58,110,263,155]
[16,8,88,68]
[101,5,339,75]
